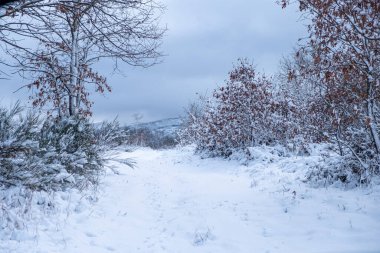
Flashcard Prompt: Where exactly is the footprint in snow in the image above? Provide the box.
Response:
[105,246,115,251]
[85,232,97,238]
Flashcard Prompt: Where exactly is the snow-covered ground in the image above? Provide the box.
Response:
[1,146,380,253]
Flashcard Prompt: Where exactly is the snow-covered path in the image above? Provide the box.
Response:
[2,147,380,253]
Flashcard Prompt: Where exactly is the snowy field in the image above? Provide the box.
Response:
[1,146,380,253]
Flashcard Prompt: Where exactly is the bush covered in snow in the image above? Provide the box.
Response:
[276,50,380,186]
[38,117,104,190]
[179,59,301,157]
[0,103,125,191]
[0,103,131,237]
[94,119,129,149]
[180,58,380,186]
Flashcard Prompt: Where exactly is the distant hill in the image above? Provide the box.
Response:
[128,117,182,136]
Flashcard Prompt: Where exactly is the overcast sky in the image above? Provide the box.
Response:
[0,0,305,124]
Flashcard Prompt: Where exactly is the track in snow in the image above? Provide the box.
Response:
[2,147,380,253]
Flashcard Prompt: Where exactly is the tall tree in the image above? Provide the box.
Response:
[281,0,380,173]
[1,0,165,117]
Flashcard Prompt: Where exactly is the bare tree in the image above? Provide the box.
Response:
[1,0,165,117]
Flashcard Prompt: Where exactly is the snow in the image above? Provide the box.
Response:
[1,146,380,253]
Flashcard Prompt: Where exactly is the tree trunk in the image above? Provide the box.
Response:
[69,19,79,117]
[367,80,380,154]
